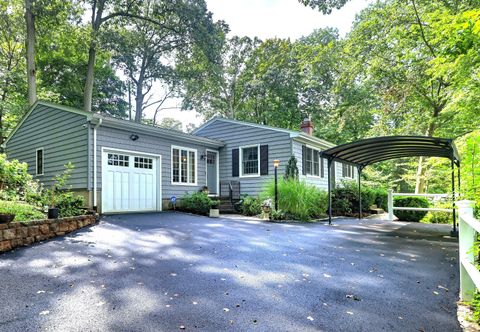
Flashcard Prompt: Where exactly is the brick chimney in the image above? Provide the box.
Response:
[300,118,314,135]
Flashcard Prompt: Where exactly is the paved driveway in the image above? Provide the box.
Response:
[0,213,460,331]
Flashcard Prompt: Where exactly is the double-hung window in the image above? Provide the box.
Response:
[36,148,44,175]
[172,146,196,184]
[305,147,321,177]
[240,145,259,177]
[342,164,355,178]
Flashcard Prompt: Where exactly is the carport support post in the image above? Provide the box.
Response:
[358,166,363,220]
[327,158,332,225]
[451,158,457,236]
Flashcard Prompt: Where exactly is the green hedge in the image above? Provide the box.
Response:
[332,181,388,216]
[394,196,430,222]
[263,179,328,221]
[0,200,45,222]
[181,192,219,215]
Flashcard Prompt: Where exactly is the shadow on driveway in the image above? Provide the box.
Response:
[0,213,460,331]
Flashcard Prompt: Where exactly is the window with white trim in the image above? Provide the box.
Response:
[241,145,259,176]
[107,153,129,167]
[342,164,355,178]
[172,147,196,184]
[305,147,321,177]
[36,148,44,175]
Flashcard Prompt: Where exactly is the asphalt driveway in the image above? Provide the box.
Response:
[0,213,460,331]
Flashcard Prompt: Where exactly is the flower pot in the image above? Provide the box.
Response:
[209,208,220,218]
[48,208,59,219]
[0,214,15,223]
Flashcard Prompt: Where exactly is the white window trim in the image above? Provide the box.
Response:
[239,144,260,178]
[305,145,322,178]
[171,145,198,186]
[35,147,44,176]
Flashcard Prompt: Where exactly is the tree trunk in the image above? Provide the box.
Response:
[83,45,96,112]
[83,0,104,113]
[134,84,145,123]
[25,0,37,106]
[415,112,439,193]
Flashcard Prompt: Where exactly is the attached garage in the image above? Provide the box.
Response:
[101,148,161,213]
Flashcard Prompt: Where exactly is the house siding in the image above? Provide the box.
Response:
[92,125,216,199]
[195,120,292,196]
[6,104,89,188]
[292,140,356,191]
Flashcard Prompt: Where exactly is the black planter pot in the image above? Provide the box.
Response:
[0,214,15,223]
[48,208,59,219]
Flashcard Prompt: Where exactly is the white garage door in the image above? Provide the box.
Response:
[102,150,160,213]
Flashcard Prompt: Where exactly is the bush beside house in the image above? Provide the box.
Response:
[332,180,388,217]
[181,192,219,216]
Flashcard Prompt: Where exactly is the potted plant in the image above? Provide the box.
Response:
[47,189,59,219]
[45,163,74,219]
[209,199,220,218]
[261,199,272,220]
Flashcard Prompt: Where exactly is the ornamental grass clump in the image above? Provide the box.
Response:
[263,179,328,221]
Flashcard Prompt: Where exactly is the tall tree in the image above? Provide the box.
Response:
[180,36,259,119]
[25,0,37,105]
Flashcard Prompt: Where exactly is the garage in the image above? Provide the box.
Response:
[101,149,161,213]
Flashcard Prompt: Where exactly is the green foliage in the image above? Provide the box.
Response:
[270,209,287,221]
[421,201,452,224]
[284,156,299,181]
[331,180,387,216]
[0,154,39,202]
[0,200,45,221]
[182,192,219,216]
[299,0,350,14]
[55,192,85,218]
[263,179,328,221]
[239,195,262,216]
[43,163,75,207]
[470,292,480,324]
[394,196,430,222]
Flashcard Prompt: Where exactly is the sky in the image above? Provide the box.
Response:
[150,0,373,130]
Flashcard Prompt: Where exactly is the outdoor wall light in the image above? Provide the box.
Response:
[129,134,139,141]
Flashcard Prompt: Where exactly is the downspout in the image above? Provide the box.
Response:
[93,118,102,210]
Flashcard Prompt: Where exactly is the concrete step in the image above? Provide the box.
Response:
[370,208,385,214]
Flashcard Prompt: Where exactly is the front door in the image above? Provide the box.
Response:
[206,150,218,195]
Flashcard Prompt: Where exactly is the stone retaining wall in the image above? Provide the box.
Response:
[0,215,98,253]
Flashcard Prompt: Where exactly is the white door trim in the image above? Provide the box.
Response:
[101,147,162,213]
[205,149,219,196]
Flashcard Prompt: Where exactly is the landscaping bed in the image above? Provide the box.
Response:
[0,214,98,253]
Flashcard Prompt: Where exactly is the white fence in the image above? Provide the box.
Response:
[458,200,480,301]
[387,190,454,222]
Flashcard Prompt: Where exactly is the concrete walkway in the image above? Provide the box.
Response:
[0,213,460,331]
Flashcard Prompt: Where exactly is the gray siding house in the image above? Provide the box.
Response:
[4,101,356,213]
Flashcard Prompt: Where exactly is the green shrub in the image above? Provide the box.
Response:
[332,181,385,216]
[182,192,219,215]
[421,201,452,224]
[394,196,430,222]
[263,179,328,221]
[470,292,480,324]
[270,209,287,221]
[240,195,262,216]
[0,154,37,202]
[0,200,45,221]
[56,192,85,217]
[284,156,299,181]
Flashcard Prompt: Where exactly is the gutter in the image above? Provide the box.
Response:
[93,118,102,210]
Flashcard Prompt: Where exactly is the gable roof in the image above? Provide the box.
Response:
[193,117,335,149]
[4,101,224,148]
[3,101,94,146]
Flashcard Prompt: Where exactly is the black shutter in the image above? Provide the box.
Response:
[232,148,239,177]
[260,145,269,175]
[302,145,307,175]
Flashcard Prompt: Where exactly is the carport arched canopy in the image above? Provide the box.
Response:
[321,136,460,234]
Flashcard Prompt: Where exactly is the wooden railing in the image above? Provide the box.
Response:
[458,200,480,301]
